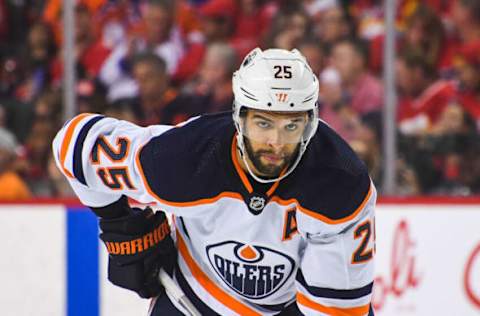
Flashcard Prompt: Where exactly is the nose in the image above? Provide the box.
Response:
[265,128,285,148]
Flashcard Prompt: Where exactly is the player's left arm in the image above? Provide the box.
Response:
[295,178,377,316]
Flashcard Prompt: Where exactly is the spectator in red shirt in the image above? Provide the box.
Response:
[453,42,480,128]
[90,0,141,50]
[50,3,111,85]
[318,66,364,142]
[330,37,383,115]
[435,0,480,74]
[396,52,456,134]
[182,43,237,113]
[173,0,237,85]
[231,0,276,57]
[199,0,237,42]
[99,0,184,100]
[450,0,480,46]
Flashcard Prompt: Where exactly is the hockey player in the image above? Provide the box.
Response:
[53,48,376,315]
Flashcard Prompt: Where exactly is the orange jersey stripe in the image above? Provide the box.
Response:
[231,136,253,193]
[176,230,262,316]
[59,113,93,178]
[297,292,370,316]
[266,176,281,197]
[231,135,282,197]
[271,182,372,225]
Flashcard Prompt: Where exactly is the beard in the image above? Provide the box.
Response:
[243,137,299,178]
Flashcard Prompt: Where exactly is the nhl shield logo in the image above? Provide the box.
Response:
[249,196,265,212]
[247,193,268,215]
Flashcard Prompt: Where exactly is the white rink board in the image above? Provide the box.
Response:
[0,206,66,316]
[0,204,479,316]
[373,205,480,315]
[100,245,151,316]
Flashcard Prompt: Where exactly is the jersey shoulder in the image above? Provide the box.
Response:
[138,112,236,203]
[281,120,372,221]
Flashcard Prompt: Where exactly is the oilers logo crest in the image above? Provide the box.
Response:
[206,241,295,299]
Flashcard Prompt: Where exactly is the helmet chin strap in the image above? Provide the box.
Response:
[236,133,308,184]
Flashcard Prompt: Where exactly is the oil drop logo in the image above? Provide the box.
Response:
[206,241,295,299]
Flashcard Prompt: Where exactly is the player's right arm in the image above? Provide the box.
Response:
[52,113,174,207]
[52,113,181,297]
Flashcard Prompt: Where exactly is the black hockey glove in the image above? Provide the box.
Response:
[92,197,176,298]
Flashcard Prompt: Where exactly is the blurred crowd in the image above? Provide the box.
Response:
[0,0,480,199]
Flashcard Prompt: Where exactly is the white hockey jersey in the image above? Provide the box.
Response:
[52,112,376,316]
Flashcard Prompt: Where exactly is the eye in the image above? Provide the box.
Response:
[285,123,298,131]
[256,121,272,129]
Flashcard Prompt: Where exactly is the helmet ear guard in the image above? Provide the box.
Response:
[232,48,319,183]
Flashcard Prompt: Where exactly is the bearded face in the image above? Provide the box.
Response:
[243,137,300,178]
[241,110,307,178]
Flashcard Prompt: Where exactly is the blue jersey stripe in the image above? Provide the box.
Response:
[73,115,105,185]
[67,208,99,316]
[296,270,373,300]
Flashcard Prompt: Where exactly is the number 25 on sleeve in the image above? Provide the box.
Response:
[91,136,136,190]
[351,219,375,264]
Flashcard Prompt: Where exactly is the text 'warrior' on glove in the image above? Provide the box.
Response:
[98,205,176,298]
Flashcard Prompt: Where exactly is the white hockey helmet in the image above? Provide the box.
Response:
[232,47,319,183]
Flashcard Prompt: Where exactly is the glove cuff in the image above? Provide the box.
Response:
[90,195,131,219]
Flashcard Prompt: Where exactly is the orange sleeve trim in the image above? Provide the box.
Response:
[176,230,262,316]
[134,142,244,207]
[270,182,372,225]
[59,113,93,178]
[297,292,370,316]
